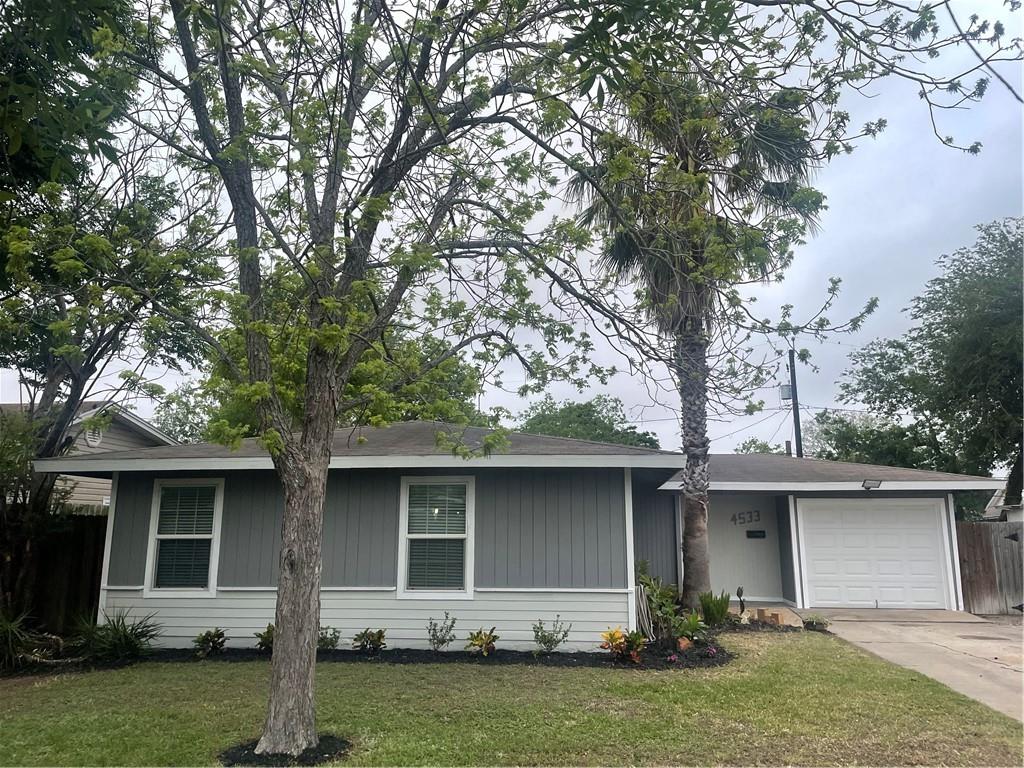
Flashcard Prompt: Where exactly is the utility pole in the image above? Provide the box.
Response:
[788,348,803,458]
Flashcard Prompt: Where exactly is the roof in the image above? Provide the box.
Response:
[32,420,1005,491]
[659,453,1005,492]
[2,400,176,446]
[34,420,682,473]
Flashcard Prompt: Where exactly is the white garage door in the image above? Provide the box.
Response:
[799,498,952,609]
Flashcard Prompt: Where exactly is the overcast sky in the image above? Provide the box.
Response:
[1,3,1020,453]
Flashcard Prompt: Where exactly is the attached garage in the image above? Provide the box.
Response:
[798,498,954,609]
[657,454,1005,612]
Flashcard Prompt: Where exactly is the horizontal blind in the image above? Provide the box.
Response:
[154,539,211,588]
[157,485,216,535]
[407,484,466,535]
[407,539,465,590]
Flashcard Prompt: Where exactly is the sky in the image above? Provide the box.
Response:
[1,2,1020,454]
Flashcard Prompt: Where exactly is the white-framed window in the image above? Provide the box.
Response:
[397,476,474,599]
[143,478,224,598]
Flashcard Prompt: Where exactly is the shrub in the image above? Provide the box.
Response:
[698,590,732,627]
[676,612,707,643]
[532,615,571,655]
[318,626,341,650]
[465,627,499,656]
[599,626,646,663]
[254,623,275,652]
[638,571,684,650]
[802,613,832,631]
[72,610,161,663]
[0,610,35,670]
[426,612,457,652]
[352,628,386,654]
[193,628,226,659]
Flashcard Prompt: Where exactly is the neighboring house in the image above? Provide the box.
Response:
[36,421,1003,649]
[2,401,178,510]
[982,489,1023,523]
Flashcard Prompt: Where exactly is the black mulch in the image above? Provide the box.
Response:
[726,618,804,634]
[219,734,350,767]
[145,642,732,670]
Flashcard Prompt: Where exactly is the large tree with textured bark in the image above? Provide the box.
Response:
[118,0,616,755]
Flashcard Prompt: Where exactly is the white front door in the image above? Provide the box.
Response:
[798,498,952,609]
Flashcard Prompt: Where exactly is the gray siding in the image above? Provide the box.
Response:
[775,495,796,602]
[475,468,627,589]
[107,466,630,590]
[632,470,678,586]
[62,421,165,507]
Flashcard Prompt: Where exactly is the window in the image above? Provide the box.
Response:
[144,479,223,597]
[398,477,474,599]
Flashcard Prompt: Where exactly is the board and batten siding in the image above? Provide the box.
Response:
[631,469,679,586]
[103,467,632,649]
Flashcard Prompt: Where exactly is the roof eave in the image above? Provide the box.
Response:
[660,480,1006,492]
[36,452,686,475]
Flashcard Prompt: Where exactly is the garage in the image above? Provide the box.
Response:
[798,498,953,609]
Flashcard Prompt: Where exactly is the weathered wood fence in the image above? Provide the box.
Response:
[32,514,107,634]
[956,520,1023,615]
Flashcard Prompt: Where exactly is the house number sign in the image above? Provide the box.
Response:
[730,509,761,525]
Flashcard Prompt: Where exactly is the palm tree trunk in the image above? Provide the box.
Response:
[675,330,712,610]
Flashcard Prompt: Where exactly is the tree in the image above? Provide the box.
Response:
[518,395,660,448]
[734,438,784,455]
[840,218,1023,504]
[0,169,220,614]
[120,0,611,754]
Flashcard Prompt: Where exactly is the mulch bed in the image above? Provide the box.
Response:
[146,643,732,670]
[219,734,350,767]
[727,618,804,634]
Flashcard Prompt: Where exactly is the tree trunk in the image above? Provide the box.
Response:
[255,454,329,756]
[675,330,712,610]
[1004,441,1023,507]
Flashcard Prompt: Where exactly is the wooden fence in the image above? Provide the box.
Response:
[32,514,107,634]
[956,520,1023,615]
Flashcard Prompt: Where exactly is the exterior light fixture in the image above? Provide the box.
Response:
[862,479,882,490]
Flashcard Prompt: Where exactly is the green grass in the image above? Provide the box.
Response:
[0,631,1020,766]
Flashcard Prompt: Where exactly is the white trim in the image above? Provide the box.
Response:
[737,595,790,603]
[624,468,637,631]
[102,585,144,591]
[474,587,630,594]
[396,475,475,600]
[200,586,398,593]
[673,480,1005,492]
[143,478,224,599]
[946,494,965,611]
[795,498,811,611]
[37,452,687,474]
[97,472,119,622]
[788,495,806,609]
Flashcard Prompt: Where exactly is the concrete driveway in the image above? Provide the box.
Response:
[805,609,1023,721]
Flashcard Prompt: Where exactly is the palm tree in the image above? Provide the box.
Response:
[570,77,822,608]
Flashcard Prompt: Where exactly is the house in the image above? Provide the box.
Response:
[3,401,177,510]
[35,421,1004,649]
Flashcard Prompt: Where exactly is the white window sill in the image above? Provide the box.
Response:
[397,590,474,600]
[142,588,218,599]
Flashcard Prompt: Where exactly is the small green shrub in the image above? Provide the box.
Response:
[532,615,571,655]
[254,623,275,652]
[802,613,832,631]
[676,612,707,643]
[193,628,226,659]
[698,590,732,627]
[599,626,647,663]
[72,610,161,663]
[426,612,457,652]
[465,627,499,656]
[318,626,341,650]
[352,628,386,654]
[0,610,35,670]
[638,571,683,650]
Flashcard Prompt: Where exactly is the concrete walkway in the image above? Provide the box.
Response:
[806,610,1024,721]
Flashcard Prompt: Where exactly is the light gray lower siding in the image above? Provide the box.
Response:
[102,588,628,651]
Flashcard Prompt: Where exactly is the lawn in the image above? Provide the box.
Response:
[0,631,1020,766]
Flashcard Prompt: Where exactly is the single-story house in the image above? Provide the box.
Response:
[36,421,1004,649]
[3,401,176,510]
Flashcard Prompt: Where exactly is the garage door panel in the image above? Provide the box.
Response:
[799,499,950,610]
